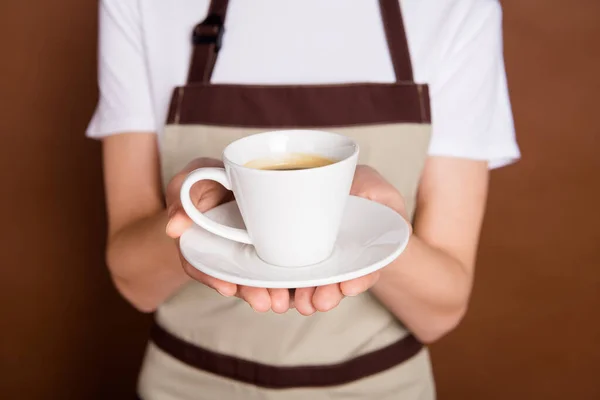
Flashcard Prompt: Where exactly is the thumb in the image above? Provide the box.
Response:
[166,182,234,238]
[166,208,193,238]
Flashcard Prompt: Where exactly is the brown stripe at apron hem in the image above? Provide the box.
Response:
[150,322,424,389]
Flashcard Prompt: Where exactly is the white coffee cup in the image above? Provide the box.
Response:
[180,130,359,267]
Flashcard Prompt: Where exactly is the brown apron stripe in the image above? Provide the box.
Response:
[187,0,229,84]
[205,0,229,20]
[379,0,414,82]
[166,83,431,126]
[150,322,424,389]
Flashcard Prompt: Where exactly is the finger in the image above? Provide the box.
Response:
[350,165,380,193]
[238,286,272,313]
[165,211,193,238]
[268,288,290,314]
[312,284,344,312]
[340,271,381,297]
[168,178,232,218]
[165,178,233,239]
[294,287,317,316]
[191,180,233,212]
[182,261,238,297]
[164,157,224,206]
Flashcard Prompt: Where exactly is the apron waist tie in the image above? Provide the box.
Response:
[149,321,424,389]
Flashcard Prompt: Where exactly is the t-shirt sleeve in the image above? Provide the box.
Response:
[86,0,156,138]
[427,1,520,169]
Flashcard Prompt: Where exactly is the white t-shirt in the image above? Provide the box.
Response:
[87,0,520,168]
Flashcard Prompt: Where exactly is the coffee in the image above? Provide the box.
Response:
[244,153,336,171]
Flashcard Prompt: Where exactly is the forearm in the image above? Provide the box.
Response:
[106,210,190,312]
[370,235,472,343]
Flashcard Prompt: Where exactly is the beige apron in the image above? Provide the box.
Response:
[138,0,435,398]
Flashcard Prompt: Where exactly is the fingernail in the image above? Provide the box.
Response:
[249,304,269,313]
[344,288,361,297]
[165,220,173,235]
[217,288,232,297]
[302,308,317,316]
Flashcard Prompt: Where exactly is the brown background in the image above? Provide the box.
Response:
[0,0,598,399]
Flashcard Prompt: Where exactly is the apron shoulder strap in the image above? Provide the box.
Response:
[379,0,415,83]
[186,0,415,84]
[187,0,229,84]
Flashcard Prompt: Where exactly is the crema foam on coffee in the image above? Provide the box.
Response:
[244,154,336,171]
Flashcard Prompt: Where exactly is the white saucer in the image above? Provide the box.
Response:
[180,196,410,288]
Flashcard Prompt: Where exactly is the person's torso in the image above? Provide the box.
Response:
[141,0,435,397]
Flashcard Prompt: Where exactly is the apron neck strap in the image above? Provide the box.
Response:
[187,0,229,84]
[186,0,415,84]
[379,0,414,82]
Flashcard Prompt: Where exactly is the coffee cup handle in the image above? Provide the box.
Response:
[179,168,252,244]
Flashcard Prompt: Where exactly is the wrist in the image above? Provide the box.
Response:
[106,210,191,312]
